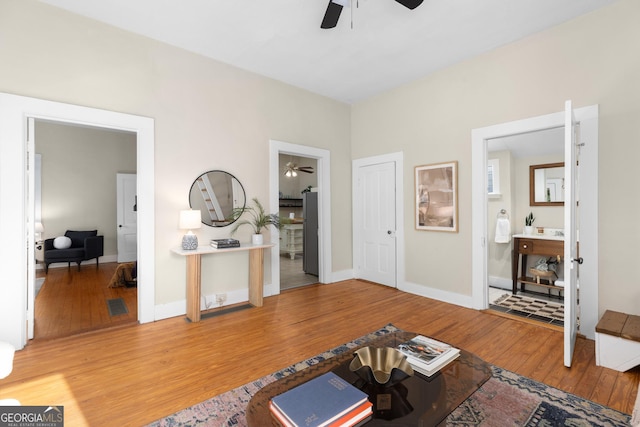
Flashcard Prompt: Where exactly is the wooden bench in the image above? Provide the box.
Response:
[595,310,640,372]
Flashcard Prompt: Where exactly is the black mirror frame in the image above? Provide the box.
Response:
[189,170,246,227]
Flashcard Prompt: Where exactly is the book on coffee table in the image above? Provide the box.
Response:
[269,371,371,427]
[397,335,460,377]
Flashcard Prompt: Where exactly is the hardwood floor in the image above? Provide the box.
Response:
[34,262,138,340]
[3,280,637,426]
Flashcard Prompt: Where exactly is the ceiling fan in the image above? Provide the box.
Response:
[284,161,315,177]
[321,0,424,29]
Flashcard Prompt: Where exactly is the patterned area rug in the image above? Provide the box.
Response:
[491,294,564,326]
[147,324,630,427]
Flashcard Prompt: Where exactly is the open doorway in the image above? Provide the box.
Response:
[268,140,331,295]
[471,104,599,342]
[486,127,566,327]
[278,154,319,290]
[33,120,138,340]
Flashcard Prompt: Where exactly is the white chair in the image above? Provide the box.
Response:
[0,341,20,406]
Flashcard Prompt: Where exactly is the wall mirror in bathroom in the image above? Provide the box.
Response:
[189,170,246,226]
[529,162,564,206]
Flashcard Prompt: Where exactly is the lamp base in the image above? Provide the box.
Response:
[182,234,198,250]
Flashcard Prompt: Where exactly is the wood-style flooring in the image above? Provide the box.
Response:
[34,262,137,340]
[4,279,638,427]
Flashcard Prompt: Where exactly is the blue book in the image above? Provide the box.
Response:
[270,371,369,427]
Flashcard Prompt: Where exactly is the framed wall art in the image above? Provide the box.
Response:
[415,161,458,232]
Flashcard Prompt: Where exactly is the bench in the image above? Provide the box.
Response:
[595,310,640,372]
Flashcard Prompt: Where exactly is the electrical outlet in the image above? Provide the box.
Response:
[203,296,213,309]
[215,293,227,306]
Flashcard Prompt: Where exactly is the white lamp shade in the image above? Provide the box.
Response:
[179,210,202,230]
[35,222,44,233]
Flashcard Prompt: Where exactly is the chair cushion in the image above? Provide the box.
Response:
[46,247,84,261]
[53,236,72,249]
[65,230,97,248]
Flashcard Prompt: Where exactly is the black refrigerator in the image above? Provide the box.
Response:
[303,192,319,276]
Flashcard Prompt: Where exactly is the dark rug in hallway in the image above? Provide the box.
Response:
[491,294,564,326]
[107,298,128,316]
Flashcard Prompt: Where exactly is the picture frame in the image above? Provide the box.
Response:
[415,161,458,232]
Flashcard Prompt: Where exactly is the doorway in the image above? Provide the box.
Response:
[278,153,319,290]
[486,127,565,326]
[0,92,155,349]
[269,140,332,294]
[471,105,599,341]
[33,120,138,339]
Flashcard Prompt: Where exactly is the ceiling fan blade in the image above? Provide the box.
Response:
[298,167,315,173]
[321,1,343,29]
[394,0,424,9]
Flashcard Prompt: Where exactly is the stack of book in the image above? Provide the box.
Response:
[397,335,460,377]
[269,371,372,427]
[210,238,240,249]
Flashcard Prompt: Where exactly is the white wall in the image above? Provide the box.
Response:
[351,0,640,315]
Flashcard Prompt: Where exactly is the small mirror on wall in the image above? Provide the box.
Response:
[189,170,246,227]
[530,162,564,206]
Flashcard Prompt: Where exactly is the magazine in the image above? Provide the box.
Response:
[397,335,460,375]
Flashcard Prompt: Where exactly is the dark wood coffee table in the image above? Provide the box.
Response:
[246,331,492,426]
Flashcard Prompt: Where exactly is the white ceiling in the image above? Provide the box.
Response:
[488,127,564,158]
[39,0,618,104]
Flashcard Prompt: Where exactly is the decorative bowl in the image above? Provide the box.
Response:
[349,347,414,386]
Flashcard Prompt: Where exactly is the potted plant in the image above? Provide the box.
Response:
[230,197,281,245]
[524,212,535,235]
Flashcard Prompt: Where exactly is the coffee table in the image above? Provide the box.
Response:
[246,331,492,426]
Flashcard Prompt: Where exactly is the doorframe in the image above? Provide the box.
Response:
[471,105,599,338]
[269,140,331,292]
[352,152,405,289]
[0,93,155,349]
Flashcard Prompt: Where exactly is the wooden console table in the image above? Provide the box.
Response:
[512,234,564,296]
[171,243,273,322]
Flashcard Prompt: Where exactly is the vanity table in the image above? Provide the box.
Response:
[512,234,564,296]
[172,243,273,322]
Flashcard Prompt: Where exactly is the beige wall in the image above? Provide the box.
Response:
[36,121,136,256]
[2,0,639,317]
[352,0,640,314]
[0,0,351,305]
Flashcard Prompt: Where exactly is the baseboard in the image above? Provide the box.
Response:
[399,280,474,308]
[489,276,512,290]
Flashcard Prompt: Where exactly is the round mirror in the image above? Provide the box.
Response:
[189,170,246,227]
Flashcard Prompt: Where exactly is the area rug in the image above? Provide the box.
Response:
[491,294,564,326]
[146,324,630,427]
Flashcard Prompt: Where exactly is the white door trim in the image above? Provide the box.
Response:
[352,152,405,289]
[269,140,331,292]
[0,93,155,349]
[471,105,598,338]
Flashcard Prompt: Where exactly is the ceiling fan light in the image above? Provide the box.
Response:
[332,0,350,7]
[292,171,298,177]
[285,170,292,177]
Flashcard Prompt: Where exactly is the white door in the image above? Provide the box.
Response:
[354,161,397,287]
[564,100,579,367]
[117,173,137,263]
[26,118,36,339]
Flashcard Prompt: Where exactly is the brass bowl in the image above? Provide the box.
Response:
[349,347,414,386]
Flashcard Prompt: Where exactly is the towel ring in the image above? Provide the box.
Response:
[497,209,509,219]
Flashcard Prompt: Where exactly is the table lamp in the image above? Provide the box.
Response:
[179,209,201,250]
[35,222,44,241]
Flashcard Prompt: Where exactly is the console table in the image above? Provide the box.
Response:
[512,234,564,296]
[171,243,273,322]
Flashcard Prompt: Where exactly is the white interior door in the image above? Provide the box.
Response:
[26,118,36,340]
[354,161,397,287]
[117,173,137,263]
[564,100,579,367]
